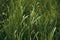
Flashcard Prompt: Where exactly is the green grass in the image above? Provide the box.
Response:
[0,0,59,40]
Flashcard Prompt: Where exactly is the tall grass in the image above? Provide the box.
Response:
[0,0,58,40]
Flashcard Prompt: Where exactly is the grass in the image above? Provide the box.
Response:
[0,0,59,40]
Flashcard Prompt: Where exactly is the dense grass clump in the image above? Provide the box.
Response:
[0,0,60,40]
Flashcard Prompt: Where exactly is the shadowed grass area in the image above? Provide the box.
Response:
[0,0,60,40]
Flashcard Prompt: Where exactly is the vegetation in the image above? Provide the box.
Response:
[0,0,60,40]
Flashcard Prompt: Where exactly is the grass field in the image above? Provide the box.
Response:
[0,0,60,40]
